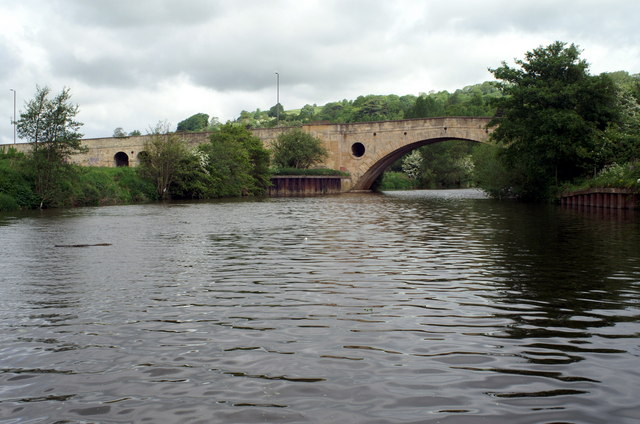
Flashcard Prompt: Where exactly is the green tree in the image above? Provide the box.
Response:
[407,94,446,118]
[316,100,355,122]
[487,41,619,200]
[113,127,127,138]
[177,113,210,132]
[271,128,328,169]
[268,103,284,119]
[472,144,513,198]
[598,72,640,165]
[417,141,476,188]
[198,124,259,197]
[298,104,316,122]
[208,123,270,195]
[138,122,191,200]
[17,86,85,208]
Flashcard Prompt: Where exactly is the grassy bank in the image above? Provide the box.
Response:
[561,161,640,194]
[0,152,157,211]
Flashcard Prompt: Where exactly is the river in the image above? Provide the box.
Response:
[1,189,639,423]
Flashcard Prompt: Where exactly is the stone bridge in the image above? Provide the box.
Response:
[2,117,493,191]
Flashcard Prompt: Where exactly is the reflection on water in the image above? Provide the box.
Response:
[1,190,639,423]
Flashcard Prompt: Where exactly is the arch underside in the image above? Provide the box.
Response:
[353,137,484,190]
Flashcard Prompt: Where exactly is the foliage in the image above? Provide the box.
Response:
[113,127,128,138]
[271,128,328,169]
[377,172,416,190]
[268,103,284,118]
[563,161,640,192]
[0,155,154,210]
[598,72,640,165]
[0,192,19,212]
[138,122,192,200]
[401,150,423,180]
[472,144,514,199]
[235,82,500,128]
[486,41,620,201]
[416,141,476,189]
[69,167,156,206]
[0,155,39,210]
[177,113,210,132]
[198,123,272,197]
[16,86,85,208]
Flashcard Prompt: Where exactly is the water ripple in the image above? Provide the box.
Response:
[0,190,639,423]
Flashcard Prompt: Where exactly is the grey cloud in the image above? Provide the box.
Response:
[54,0,223,28]
[416,0,640,43]
[45,0,398,93]
[0,39,20,80]
[4,0,638,141]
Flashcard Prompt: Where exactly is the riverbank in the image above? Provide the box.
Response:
[0,150,353,211]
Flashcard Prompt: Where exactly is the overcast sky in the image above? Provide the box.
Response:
[1,0,639,143]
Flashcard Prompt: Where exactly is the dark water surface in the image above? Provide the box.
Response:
[1,190,639,423]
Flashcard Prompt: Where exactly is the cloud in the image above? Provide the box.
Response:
[0,0,639,143]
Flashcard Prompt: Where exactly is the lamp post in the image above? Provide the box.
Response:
[275,72,280,124]
[9,89,16,144]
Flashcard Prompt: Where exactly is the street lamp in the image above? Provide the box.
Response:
[275,72,280,124]
[9,89,16,144]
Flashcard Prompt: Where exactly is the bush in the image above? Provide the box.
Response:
[0,157,39,209]
[564,161,640,192]
[72,167,156,206]
[0,193,19,212]
[271,128,328,169]
[472,144,515,199]
[377,172,416,190]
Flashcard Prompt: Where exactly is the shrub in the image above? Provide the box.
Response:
[0,193,19,212]
[378,172,415,190]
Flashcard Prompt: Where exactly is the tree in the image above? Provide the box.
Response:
[487,41,619,200]
[138,122,191,200]
[271,128,328,169]
[113,127,127,138]
[598,72,640,165]
[401,150,422,180]
[206,123,271,195]
[298,104,316,122]
[195,123,267,197]
[176,113,210,132]
[16,86,85,208]
[407,95,446,118]
[417,141,476,188]
[268,103,284,119]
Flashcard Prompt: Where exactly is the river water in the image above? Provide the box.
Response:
[1,189,639,424]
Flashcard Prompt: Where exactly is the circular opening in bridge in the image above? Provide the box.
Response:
[351,142,366,157]
[114,151,129,167]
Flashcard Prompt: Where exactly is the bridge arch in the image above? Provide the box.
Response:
[301,117,493,191]
[114,151,129,167]
[354,136,483,190]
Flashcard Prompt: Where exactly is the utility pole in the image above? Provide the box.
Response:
[275,72,280,124]
[9,89,16,143]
